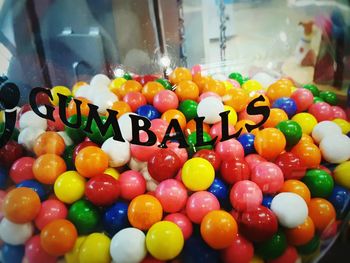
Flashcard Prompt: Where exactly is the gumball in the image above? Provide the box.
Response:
[47,106,66,131]
[230,180,263,211]
[101,137,130,167]
[333,161,350,189]
[238,107,263,124]
[291,143,321,168]
[123,91,147,112]
[222,87,249,112]
[275,152,306,180]
[215,139,245,161]
[276,120,302,148]
[203,79,226,96]
[313,96,324,103]
[262,195,273,208]
[186,191,220,223]
[300,133,314,144]
[181,157,215,191]
[0,168,7,189]
[91,91,118,114]
[280,180,311,203]
[0,140,24,168]
[9,157,35,184]
[2,243,24,263]
[285,217,315,246]
[90,74,110,87]
[103,201,129,236]
[149,118,168,141]
[333,118,350,134]
[183,236,219,263]
[108,101,131,118]
[75,146,109,178]
[164,213,193,240]
[64,115,87,143]
[110,228,147,263]
[308,102,333,122]
[185,119,211,137]
[319,134,350,163]
[146,221,184,261]
[68,200,100,234]
[128,194,162,230]
[328,185,350,216]
[263,108,288,128]
[331,106,346,119]
[85,174,120,206]
[193,149,221,171]
[33,131,66,156]
[199,91,222,101]
[308,198,336,232]
[119,170,146,200]
[54,171,86,204]
[251,162,284,194]
[25,235,57,263]
[64,236,86,263]
[72,141,99,161]
[270,192,308,228]
[67,97,91,118]
[153,90,178,113]
[35,199,67,230]
[319,90,338,105]
[254,128,286,160]
[208,178,229,202]
[169,67,192,84]
[197,97,224,124]
[141,81,164,104]
[235,205,278,242]
[78,233,111,263]
[266,80,292,101]
[221,233,254,263]
[116,80,142,98]
[166,141,188,166]
[303,84,319,97]
[187,131,213,155]
[148,149,181,182]
[302,169,334,198]
[179,99,198,121]
[291,88,314,112]
[18,127,45,151]
[156,78,172,90]
[0,218,33,245]
[242,79,263,95]
[268,246,299,263]
[155,179,187,213]
[175,80,199,101]
[33,154,67,184]
[136,105,161,120]
[255,229,287,260]
[16,180,47,201]
[311,120,342,143]
[272,97,297,117]
[130,131,159,162]
[200,210,237,249]
[19,110,47,131]
[291,113,318,135]
[296,234,320,255]
[220,158,251,184]
[161,109,187,130]
[245,153,267,170]
[210,122,235,143]
[229,72,244,85]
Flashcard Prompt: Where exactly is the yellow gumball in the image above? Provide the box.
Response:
[291,113,318,135]
[182,157,215,191]
[109,77,127,94]
[54,171,85,204]
[104,167,120,180]
[50,86,71,106]
[72,81,88,96]
[333,118,350,134]
[79,233,111,263]
[334,161,350,189]
[223,81,234,91]
[242,80,263,95]
[223,105,238,126]
[146,221,184,261]
[65,236,86,263]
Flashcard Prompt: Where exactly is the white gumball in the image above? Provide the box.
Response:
[251,72,277,88]
[119,113,139,141]
[19,109,47,131]
[101,137,131,167]
[197,97,224,124]
[312,121,342,144]
[319,134,350,163]
[92,91,118,114]
[57,131,73,146]
[110,228,147,263]
[18,127,45,151]
[74,85,93,100]
[141,167,159,192]
[270,192,308,228]
[90,74,111,88]
[128,157,147,171]
[0,218,34,245]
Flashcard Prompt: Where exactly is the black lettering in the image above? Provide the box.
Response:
[29,87,54,121]
[58,94,82,128]
[194,116,217,147]
[159,119,188,148]
[245,95,270,132]
[129,115,157,146]
[219,111,243,141]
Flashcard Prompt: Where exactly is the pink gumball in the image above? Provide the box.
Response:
[191,64,202,75]
[119,170,146,200]
[0,190,6,220]
[227,79,241,88]
[245,154,267,170]
[25,235,57,263]
[150,119,168,141]
[199,92,222,102]
[251,162,284,194]
[164,213,193,240]
[186,191,220,223]
[291,88,314,112]
[123,91,147,112]
[9,157,35,184]
[215,139,244,161]
[166,141,188,166]
[308,102,333,121]
[153,90,179,113]
[230,180,262,211]
[210,122,236,142]
[34,200,68,230]
[239,107,263,124]
[155,179,188,213]
[331,106,347,120]
[221,233,254,263]
[130,131,159,162]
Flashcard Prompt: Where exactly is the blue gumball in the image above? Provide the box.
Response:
[103,201,129,236]
[328,185,350,218]
[208,178,228,202]
[183,236,220,263]
[272,97,297,118]
[2,244,24,263]
[136,105,160,120]
[262,195,273,209]
[16,180,47,201]
[0,167,7,189]
[238,133,255,155]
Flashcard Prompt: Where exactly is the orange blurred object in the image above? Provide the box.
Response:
[67,97,91,117]
[285,216,315,246]
[308,198,336,232]
[192,73,210,93]
[161,109,187,130]
[169,67,192,85]
[222,88,249,113]
[202,79,226,96]
[254,128,286,160]
[299,134,314,144]
[109,101,131,118]
[175,80,199,101]
[75,146,109,178]
[266,80,292,102]
[280,180,311,203]
[185,119,210,137]
[142,81,165,104]
[263,108,288,128]
[33,154,67,184]
[291,143,321,168]
[115,80,142,98]
[33,131,66,156]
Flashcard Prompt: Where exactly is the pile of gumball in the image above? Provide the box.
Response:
[0,66,350,263]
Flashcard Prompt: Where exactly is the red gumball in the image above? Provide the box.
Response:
[85,174,120,206]
[193,149,221,171]
[331,106,347,120]
[155,179,187,213]
[9,157,35,184]
[245,154,266,170]
[275,152,306,180]
[164,213,193,240]
[25,235,57,263]
[119,170,146,200]
[130,132,159,162]
[220,158,250,184]
[147,149,181,182]
[123,91,147,112]
[72,141,99,161]
[221,233,254,263]
[150,119,168,142]
[166,141,188,166]
[0,141,24,168]
[267,246,299,263]
[308,102,333,122]
[47,107,65,131]
[35,199,68,230]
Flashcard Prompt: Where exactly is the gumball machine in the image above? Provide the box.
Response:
[0,0,350,263]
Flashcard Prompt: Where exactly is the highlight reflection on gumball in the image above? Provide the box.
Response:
[25,235,57,263]
[75,146,109,178]
[254,128,286,160]
[186,191,220,223]
[308,198,336,232]
[123,91,147,112]
[9,157,35,184]
[230,180,263,211]
[182,157,215,191]
[275,152,306,180]
[85,174,120,206]
[155,179,187,213]
[148,149,181,182]
[130,131,159,162]
[215,139,245,161]
[221,233,254,263]
[280,180,311,204]
[291,88,314,112]
[251,162,284,194]
[308,102,333,122]
[164,213,193,240]
[35,199,68,230]
[285,216,315,246]
[220,158,250,184]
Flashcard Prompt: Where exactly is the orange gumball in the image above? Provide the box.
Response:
[161,109,187,130]
[185,119,210,137]
[128,194,163,230]
[193,73,211,93]
[222,88,249,113]
[3,187,41,223]
[175,80,199,101]
[169,67,192,85]
[299,134,314,144]
[235,120,259,136]
[41,219,77,256]
[142,81,165,104]
[280,180,311,203]
[33,131,66,156]
[109,101,131,118]
[72,81,88,96]
[200,210,238,249]
[254,128,286,160]
[291,143,321,168]
[249,93,270,107]
[266,80,292,102]
[308,198,336,232]
[75,146,109,178]
[202,79,226,96]
[33,154,67,184]
[263,108,288,128]
[115,80,142,98]
[285,216,315,246]
[67,97,91,117]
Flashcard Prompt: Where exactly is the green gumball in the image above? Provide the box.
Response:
[228,72,244,85]
[302,169,334,197]
[123,72,133,80]
[256,229,287,260]
[313,97,324,104]
[62,145,75,170]
[86,115,114,144]
[156,78,173,90]
[276,120,302,148]
[187,131,213,156]
[303,84,320,97]
[179,100,198,121]
[319,91,338,106]
[65,115,88,143]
